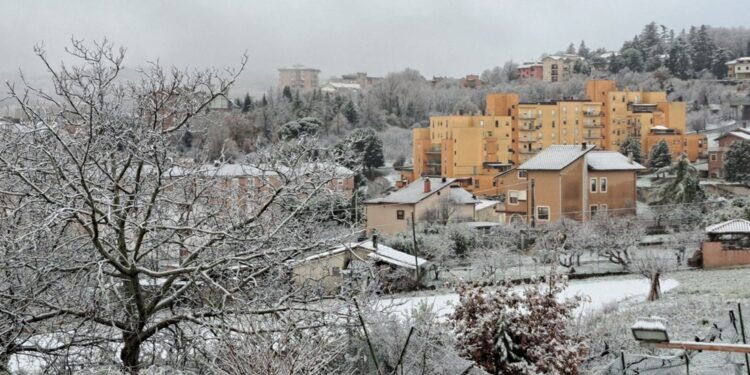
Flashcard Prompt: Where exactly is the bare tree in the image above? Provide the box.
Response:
[631,250,675,301]
[1,39,356,373]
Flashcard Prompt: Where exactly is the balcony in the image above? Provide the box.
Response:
[519,113,537,120]
[518,136,535,143]
[583,110,601,117]
[425,146,442,154]
[519,148,541,154]
[519,122,537,131]
[583,121,601,128]
[584,134,603,140]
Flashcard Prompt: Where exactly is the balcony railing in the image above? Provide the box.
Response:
[518,136,534,143]
[519,113,537,120]
[583,121,601,128]
[583,110,601,117]
[519,122,537,131]
[519,148,541,154]
[583,134,603,140]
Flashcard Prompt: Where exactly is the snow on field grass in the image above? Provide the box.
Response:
[378,276,679,319]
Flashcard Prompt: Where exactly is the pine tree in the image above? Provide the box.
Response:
[723,141,750,183]
[649,140,672,169]
[711,48,734,78]
[241,93,253,113]
[621,48,644,72]
[577,40,590,59]
[656,156,705,204]
[619,136,644,163]
[566,42,576,54]
[666,37,691,79]
[342,100,359,125]
[608,54,624,73]
[261,94,268,107]
[689,25,716,73]
[282,86,293,102]
[640,22,661,53]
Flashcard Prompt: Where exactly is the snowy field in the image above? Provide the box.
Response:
[378,277,679,319]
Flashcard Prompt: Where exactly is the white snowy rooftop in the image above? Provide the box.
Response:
[587,151,646,171]
[519,145,595,171]
[475,199,498,211]
[365,177,477,205]
[726,57,750,64]
[294,239,428,269]
[717,128,750,141]
[706,219,750,234]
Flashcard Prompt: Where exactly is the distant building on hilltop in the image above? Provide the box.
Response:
[517,62,543,80]
[278,65,320,90]
[542,54,582,82]
[726,57,750,80]
[459,74,482,89]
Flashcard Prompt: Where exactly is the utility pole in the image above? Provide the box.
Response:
[530,178,536,228]
[411,211,420,282]
[739,303,750,375]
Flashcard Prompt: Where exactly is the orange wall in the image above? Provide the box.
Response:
[702,242,750,268]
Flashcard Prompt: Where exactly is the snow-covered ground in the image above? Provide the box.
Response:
[378,277,679,319]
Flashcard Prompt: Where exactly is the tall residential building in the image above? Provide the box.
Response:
[278,65,321,90]
[406,79,706,196]
[726,57,750,80]
[542,54,582,82]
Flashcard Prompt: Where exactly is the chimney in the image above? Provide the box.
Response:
[423,178,431,193]
[627,152,634,164]
[581,142,587,150]
[372,234,378,249]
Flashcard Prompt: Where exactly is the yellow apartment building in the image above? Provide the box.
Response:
[406,80,706,196]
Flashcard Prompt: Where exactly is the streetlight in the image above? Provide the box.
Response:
[631,317,670,343]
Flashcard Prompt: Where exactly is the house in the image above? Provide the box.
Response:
[726,57,750,80]
[364,177,478,235]
[493,145,644,224]
[696,219,750,268]
[517,62,543,80]
[542,54,582,82]
[320,82,361,93]
[290,237,429,292]
[459,74,482,89]
[475,199,502,222]
[707,128,750,179]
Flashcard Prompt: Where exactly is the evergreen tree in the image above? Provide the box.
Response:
[342,100,359,125]
[282,86,293,102]
[639,22,661,53]
[565,42,576,54]
[655,156,705,204]
[241,93,253,113]
[233,98,242,108]
[746,40,750,56]
[337,128,385,172]
[711,48,734,78]
[621,48,644,72]
[577,40,590,59]
[649,140,672,169]
[608,54,624,73]
[619,136,644,163]
[689,25,715,73]
[666,37,691,79]
[723,141,750,183]
[277,117,322,140]
[261,94,268,107]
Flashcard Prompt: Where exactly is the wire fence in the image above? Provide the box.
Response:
[599,306,746,374]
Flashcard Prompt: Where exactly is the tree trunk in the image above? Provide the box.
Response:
[121,332,143,374]
[647,272,661,301]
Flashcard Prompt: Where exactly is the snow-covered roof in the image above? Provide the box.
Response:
[448,187,480,204]
[518,62,543,69]
[292,240,428,269]
[717,129,750,141]
[651,125,669,130]
[365,177,471,204]
[587,151,646,171]
[544,54,583,61]
[475,199,499,211]
[519,145,595,171]
[706,219,750,234]
[464,221,502,228]
[726,57,750,65]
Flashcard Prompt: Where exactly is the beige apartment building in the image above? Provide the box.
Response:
[278,65,321,90]
[364,177,477,235]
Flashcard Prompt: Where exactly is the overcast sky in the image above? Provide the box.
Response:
[2,0,749,95]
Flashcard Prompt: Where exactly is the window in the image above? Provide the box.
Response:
[590,205,598,217]
[396,210,405,220]
[536,206,550,221]
[474,180,480,188]
[600,177,608,193]
[590,177,598,193]
[508,191,519,205]
[518,170,527,179]
[710,154,717,161]
[495,120,499,127]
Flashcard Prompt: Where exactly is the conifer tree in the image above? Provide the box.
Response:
[723,141,750,183]
[649,140,672,169]
[619,136,644,163]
